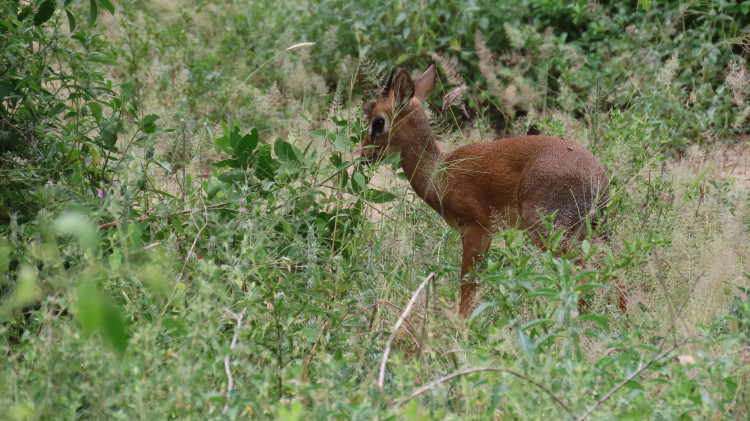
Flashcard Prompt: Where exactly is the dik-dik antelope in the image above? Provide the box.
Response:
[360,62,610,318]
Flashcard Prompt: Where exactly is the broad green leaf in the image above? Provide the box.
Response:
[89,0,98,25]
[65,9,76,31]
[76,283,103,334]
[0,239,9,275]
[469,301,496,321]
[579,314,611,332]
[333,133,350,154]
[108,247,122,270]
[581,239,591,255]
[255,145,279,180]
[300,328,319,343]
[100,120,118,149]
[162,317,188,336]
[33,0,55,26]
[102,301,128,352]
[364,189,396,204]
[88,52,118,66]
[206,176,223,199]
[140,114,160,134]
[17,6,33,21]
[352,172,366,190]
[98,0,115,14]
[235,128,259,166]
[54,213,97,251]
[518,330,535,357]
[211,158,241,169]
[87,102,102,123]
[139,263,169,296]
[274,138,301,162]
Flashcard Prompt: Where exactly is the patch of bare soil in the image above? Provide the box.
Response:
[718,140,750,188]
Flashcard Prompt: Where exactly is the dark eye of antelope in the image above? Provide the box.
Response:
[371,117,386,137]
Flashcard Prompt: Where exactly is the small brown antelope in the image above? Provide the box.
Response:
[360,62,610,318]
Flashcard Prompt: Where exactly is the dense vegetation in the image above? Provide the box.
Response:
[1,0,749,419]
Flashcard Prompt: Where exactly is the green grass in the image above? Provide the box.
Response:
[1,0,749,419]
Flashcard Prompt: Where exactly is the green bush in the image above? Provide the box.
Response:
[1,1,748,419]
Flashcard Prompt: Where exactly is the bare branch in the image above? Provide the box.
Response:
[302,321,329,382]
[222,308,246,415]
[378,272,435,391]
[401,366,572,416]
[576,339,688,421]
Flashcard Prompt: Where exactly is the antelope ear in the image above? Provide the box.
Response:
[382,68,395,97]
[414,62,437,103]
[391,68,415,110]
[362,100,375,115]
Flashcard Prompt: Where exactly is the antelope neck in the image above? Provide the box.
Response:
[399,130,443,211]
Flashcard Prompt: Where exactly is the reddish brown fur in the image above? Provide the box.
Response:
[361,63,610,318]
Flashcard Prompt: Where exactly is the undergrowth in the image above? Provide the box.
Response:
[1,0,749,419]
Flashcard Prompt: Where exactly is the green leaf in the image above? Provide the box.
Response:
[77,283,103,334]
[33,0,55,26]
[87,52,118,66]
[206,176,223,199]
[102,301,128,352]
[364,189,396,203]
[89,0,98,25]
[54,213,97,251]
[97,0,115,14]
[162,318,188,336]
[211,159,241,169]
[65,9,76,31]
[18,6,33,21]
[229,126,242,148]
[108,248,122,270]
[100,120,118,149]
[87,102,102,123]
[581,239,591,255]
[518,330,535,357]
[120,82,133,97]
[0,239,10,276]
[274,138,300,162]
[623,380,645,391]
[140,114,160,134]
[255,145,279,181]
[300,328,319,343]
[235,128,259,167]
[352,172,366,190]
[0,83,12,100]
[579,314,611,332]
[469,301,496,321]
[333,132,350,154]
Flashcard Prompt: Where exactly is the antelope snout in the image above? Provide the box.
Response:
[358,146,379,166]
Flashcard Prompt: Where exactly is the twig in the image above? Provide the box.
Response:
[401,366,572,416]
[98,202,228,230]
[378,272,435,391]
[302,321,329,382]
[342,301,382,323]
[161,196,210,314]
[222,308,246,414]
[576,339,688,421]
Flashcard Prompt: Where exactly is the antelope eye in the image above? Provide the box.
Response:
[372,117,385,134]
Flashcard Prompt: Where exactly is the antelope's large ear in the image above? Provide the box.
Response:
[382,68,395,97]
[391,68,415,110]
[414,62,437,103]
